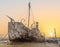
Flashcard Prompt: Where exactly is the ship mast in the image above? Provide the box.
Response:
[54,28,56,38]
[28,2,31,27]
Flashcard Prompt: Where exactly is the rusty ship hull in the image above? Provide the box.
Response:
[8,22,45,42]
[8,22,32,42]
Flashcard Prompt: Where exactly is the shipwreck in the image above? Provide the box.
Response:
[7,2,45,42]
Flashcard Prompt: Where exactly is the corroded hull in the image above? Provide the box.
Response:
[8,22,45,42]
[8,22,31,41]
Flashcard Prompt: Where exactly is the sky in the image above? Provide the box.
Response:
[0,0,60,38]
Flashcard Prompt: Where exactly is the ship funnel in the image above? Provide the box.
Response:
[36,22,38,29]
[6,15,15,22]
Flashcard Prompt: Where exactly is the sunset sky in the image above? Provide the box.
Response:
[0,0,60,38]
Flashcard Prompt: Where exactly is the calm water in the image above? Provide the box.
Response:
[0,43,59,47]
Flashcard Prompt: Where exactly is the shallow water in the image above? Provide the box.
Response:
[0,43,59,47]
